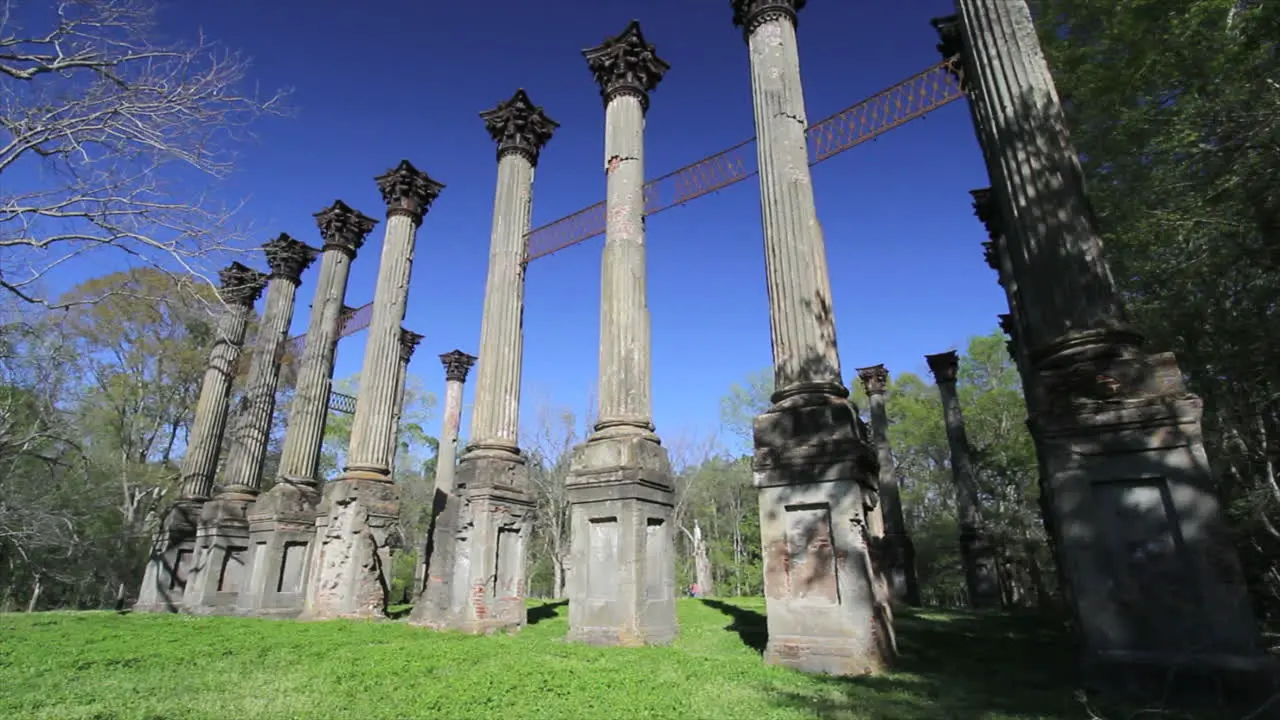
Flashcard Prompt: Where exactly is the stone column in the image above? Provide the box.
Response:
[184,234,315,614]
[134,263,266,613]
[238,201,378,617]
[935,3,1265,690]
[388,329,424,478]
[412,90,555,634]
[561,20,677,648]
[409,349,475,603]
[302,159,444,620]
[924,351,1001,609]
[731,1,888,675]
[856,365,921,607]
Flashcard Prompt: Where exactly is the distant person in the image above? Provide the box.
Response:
[690,583,701,598]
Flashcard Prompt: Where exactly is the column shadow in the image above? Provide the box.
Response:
[527,600,568,625]
[700,598,768,654]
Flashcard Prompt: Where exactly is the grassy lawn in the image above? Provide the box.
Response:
[0,598,1203,719]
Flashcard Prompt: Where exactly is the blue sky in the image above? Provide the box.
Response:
[70,0,1005,454]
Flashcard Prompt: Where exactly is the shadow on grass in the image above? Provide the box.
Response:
[527,600,567,625]
[700,599,767,654]
[701,599,1110,719]
[386,604,413,620]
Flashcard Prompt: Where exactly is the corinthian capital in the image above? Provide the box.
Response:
[925,350,960,384]
[374,160,445,224]
[439,349,477,383]
[731,0,806,38]
[480,89,559,167]
[217,262,268,307]
[856,364,890,396]
[398,329,423,363]
[583,20,669,113]
[263,233,317,284]
[314,200,379,256]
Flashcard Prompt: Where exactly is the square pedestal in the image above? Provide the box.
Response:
[133,501,202,613]
[412,452,533,634]
[183,497,254,615]
[236,481,321,617]
[1031,351,1271,693]
[753,392,892,676]
[564,434,677,647]
[299,476,399,620]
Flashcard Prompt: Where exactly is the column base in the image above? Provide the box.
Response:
[960,526,1003,609]
[564,433,678,647]
[133,500,203,613]
[753,391,893,676]
[299,476,399,621]
[881,531,921,607]
[1029,346,1267,695]
[235,480,322,617]
[183,495,255,615]
[411,450,533,634]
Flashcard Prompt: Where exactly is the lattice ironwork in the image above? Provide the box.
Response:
[328,390,357,415]
[523,59,964,264]
[282,301,375,366]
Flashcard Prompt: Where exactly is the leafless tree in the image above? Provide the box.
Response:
[522,393,595,599]
[0,0,289,309]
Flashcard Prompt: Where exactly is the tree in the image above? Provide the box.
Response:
[1031,0,1280,621]
[523,398,591,599]
[0,0,288,308]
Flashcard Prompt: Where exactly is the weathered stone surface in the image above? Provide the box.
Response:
[413,454,532,633]
[303,161,440,619]
[857,364,920,607]
[733,0,891,675]
[565,434,677,646]
[925,350,1002,609]
[134,263,265,613]
[300,478,399,620]
[937,0,1270,694]
[236,482,321,617]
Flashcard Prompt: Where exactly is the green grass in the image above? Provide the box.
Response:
[0,599,1187,719]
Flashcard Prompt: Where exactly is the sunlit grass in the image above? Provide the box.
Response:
[0,598,1208,719]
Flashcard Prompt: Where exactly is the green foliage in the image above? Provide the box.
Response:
[1031,0,1280,619]
[0,600,1193,720]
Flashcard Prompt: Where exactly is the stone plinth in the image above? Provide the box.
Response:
[300,478,400,619]
[237,483,321,617]
[753,393,890,675]
[412,452,533,633]
[936,2,1270,695]
[564,435,677,646]
[135,263,266,613]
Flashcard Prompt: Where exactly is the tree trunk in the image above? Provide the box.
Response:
[26,576,42,612]
[553,552,566,599]
[693,521,714,598]
[1024,541,1051,608]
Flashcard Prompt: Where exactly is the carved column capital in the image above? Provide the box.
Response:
[925,350,960,384]
[263,232,317,285]
[217,262,268,307]
[314,200,379,256]
[583,20,669,113]
[856,364,890,396]
[375,160,445,225]
[480,89,560,167]
[398,329,423,363]
[731,0,806,38]
[998,313,1018,341]
[439,349,477,383]
[930,14,969,89]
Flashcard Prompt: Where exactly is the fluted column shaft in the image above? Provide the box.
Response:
[867,393,906,542]
[748,14,842,395]
[180,302,256,500]
[595,93,654,434]
[277,247,355,484]
[346,214,419,478]
[953,0,1128,353]
[387,332,423,477]
[220,274,302,495]
[435,379,466,494]
[469,152,532,452]
[935,379,981,534]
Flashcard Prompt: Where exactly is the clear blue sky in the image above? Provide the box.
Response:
[160,0,1000,453]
